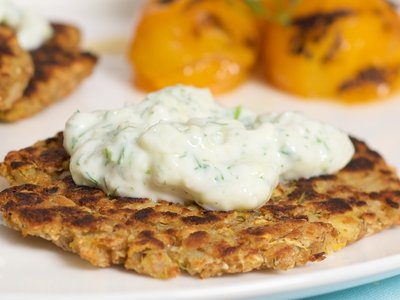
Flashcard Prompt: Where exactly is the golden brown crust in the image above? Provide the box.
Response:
[0,26,34,110]
[44,23,81,52]
[0,23,97,122]
[0,134,399,278]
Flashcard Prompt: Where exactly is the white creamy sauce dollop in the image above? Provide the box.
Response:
[0,0,53,50]
[64,86,354,211]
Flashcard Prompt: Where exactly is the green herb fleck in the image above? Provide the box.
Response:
[316,137,329,150]
[118,148,125,164]
[108,187,119,198]
[104,178,118,197]
[71,137,78,150]
[233,106,242,120]
[243,0,300,25]
[86,172,98,186]
[194,157,209,170]
[103,178,109,191]
[244,0,266,16]
[215,173,225,182]
[103,147,113,164]
[279,148,291,156]
[179,152,188,159]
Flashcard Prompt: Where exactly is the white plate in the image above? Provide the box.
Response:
[1,1,400,299]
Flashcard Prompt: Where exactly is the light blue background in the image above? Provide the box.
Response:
[252,273,400,300]
[304,274,400,300]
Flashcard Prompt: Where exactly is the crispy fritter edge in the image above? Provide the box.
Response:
[0,134,399,279]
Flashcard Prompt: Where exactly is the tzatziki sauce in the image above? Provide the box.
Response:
[64,86,354,211]
[0,0,53,50]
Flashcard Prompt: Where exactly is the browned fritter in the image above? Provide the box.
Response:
[0,24,97,122]
[0,26,34,110]
[0,133,399,279]
[44,23,81,52]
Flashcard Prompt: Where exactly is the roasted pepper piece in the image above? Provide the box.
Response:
[262,0,400,102]
[129,0,259,94]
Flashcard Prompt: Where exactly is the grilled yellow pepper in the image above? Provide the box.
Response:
[261,0,400,102]
[129,0,259,94]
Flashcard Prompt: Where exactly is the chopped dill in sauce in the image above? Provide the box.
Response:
[64,85,354,211]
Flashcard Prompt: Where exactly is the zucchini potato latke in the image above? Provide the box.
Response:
[0,133,399,278]
[0,23,97,122]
